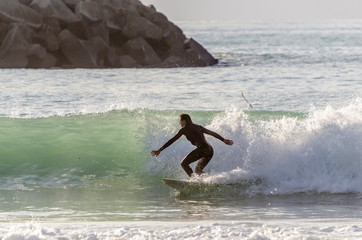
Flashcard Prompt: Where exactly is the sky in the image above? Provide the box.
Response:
[140,0,362,21]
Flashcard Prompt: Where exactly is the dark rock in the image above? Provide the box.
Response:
[8,23,34,43]
[40,17,61,35]
[100,0,140,15]
[31,17,61,51]
[122,13,162,41]
[148,4,156,12]
[19,0,33,6]
[158,55,185,68]
[146,38,170,60]
[87,21,109,44]
[159,49,205,68]
[104,10,126,33]
[67,20,90,39]
[61,0,81,10]
[26,43,57,68]
[184,38,218,66]
[0,1,43,29]
[58,29,96,67]
[29,0,79,25]
[27,43,47,59]
[82,37,108,65]
[0,0,217,68]
[75,1,104,22]
[122,37,161,66]
[105,47,119,67]
[109,33,128,49]
[51,49,70,66]
[0,25,31,68]
[0,23,8,44]
[117,55,141,68]
[164,22,186,47]
[0,54,29,68]
[137,4,168,30]
[32,31,60,51]
[41,53,57,68]
[26,43,47,67]
[138,5,185,48]
[107,52,140,68]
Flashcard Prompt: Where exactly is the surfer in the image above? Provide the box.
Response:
[151,114,233,177]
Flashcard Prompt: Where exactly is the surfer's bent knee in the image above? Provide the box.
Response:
[180,160,188,168]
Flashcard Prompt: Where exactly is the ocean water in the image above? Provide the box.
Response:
[0,20,362,239]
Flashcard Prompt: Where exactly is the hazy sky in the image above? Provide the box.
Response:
[140,0,362,21]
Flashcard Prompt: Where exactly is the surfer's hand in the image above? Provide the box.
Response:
[224,139,233,145]
[151,150,161,157]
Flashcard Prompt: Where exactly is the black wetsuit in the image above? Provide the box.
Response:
[160,123,225,177]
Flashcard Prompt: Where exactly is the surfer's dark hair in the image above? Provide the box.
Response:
[180,113,193,125]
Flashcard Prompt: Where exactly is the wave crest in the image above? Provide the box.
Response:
[150,99,362,194]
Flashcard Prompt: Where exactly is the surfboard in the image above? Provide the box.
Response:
[162,178,214,191]
[162,178,262,191]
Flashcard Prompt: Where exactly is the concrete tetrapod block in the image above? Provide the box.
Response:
[0,1,43,29]
[122,13,162,41]
[81,36,109,65]
[58,29,97,68]
[117,55,141,68]
[99,0,140,15]
[104,10,126,33]
[184,38,218,66]
[26,43,47,67]
[29,0,79,25]
[121,37,161,66]
[0,25,31,68]
[0,0,217,68]
[61,0,81,10]
[75,1,104,22]
[32,31,60,52]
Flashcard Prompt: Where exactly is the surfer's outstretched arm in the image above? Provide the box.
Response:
[201,126,234,145]
[151,129,183,156]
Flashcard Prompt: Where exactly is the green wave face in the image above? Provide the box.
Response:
[0,110,215,183]
[0,117,115,191]
[0,111,142,178]
[0,110,292,182]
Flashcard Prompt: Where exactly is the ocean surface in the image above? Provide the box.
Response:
[0,20,362,239]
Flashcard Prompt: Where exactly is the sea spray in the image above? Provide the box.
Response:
[150,99,362,194]
[205,99,362,194]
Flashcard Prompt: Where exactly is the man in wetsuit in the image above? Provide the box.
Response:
[151,113,233,177]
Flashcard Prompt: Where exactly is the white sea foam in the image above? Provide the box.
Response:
[152,99,362,194]
[1,221,361,240]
